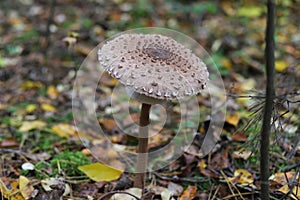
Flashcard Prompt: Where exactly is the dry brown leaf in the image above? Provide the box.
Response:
[0,138,19,148]
[99,118,117,132]
[231,131,248,142]
[269,172,298,185]
[210,149,230,171]
[199,168,220,179]
[232,148,252,160]
[179,185,197,200]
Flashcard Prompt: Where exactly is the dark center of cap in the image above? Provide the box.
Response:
[144,47,172,60]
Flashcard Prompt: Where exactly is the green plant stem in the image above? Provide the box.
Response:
[134,103,151,191]
[260,0,275,199]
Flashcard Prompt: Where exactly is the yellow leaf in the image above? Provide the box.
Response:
[19,176,34,200]
[226,113,240,127]
[0,179,25,200]
[41,103,56,112]
[197,159,207,169]
[68,31,79,38]
[21,81,43,90]
[275,60,288,72]
[47,86,59,99]
[78,163,123,182]
[269,172,297,185]
[220,57,232,70]
[25,104,37,113]
[221,1,236,16]
[231,169,254,185]
[19,121,46,132]
[278,185,300,200]
[51,123,76,138]
[0,179,10,198]
[237,6,263,18]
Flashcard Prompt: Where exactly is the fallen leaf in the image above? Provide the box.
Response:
[220,57,233,70]
[41,103,56,112]
[51,123,77,138]
[221,1,236,16]
[275,60,289,72]
[179,185,197,200]
[278,185,300,200]
[0,178,25,200]
[197,159,207,169]
[19,120,47,132]
[47,86,59,99]
[232,148,252,160]
[269,172,297,185]
[21,81,43,90]
[99,118,117,132]
[226,113,240,127]
[210,149,230,171]
[229,169,254,185]
[110,188,142,200]
[231,131,248,142]
[168,182,183,196]
[161,188,173,200]
[78,163,123,182]
[237,6,263,18]
[0,137,19,148]
[199,168,220,179]
[25,104,37,113]
[41,177,70,196]
[19,176,34,199]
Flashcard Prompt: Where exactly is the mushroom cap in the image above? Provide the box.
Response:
[98,33,209,100]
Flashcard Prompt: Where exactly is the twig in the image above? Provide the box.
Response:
[220,170,245,200]
[260,0,276,199]
[43,0,57,52]
[152,171,209,183]
[282,161,300,172]
[227,94,266,99]
[208,184,219,200]
[223,192,254,199]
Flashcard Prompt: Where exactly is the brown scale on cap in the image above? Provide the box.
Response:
[98,33,209,100]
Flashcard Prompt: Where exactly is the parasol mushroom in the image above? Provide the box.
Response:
[98,33,209,191]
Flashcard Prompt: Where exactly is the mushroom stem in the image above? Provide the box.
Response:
[134,103,151,190]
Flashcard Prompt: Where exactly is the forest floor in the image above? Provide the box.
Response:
[0,0,300,199]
